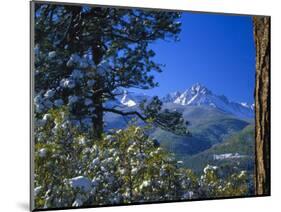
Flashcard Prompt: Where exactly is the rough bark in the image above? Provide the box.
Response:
[92,37,104,139]
[253,16,270,195]
[92,84,104,139]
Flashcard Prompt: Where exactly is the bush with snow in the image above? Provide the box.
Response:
[34,108,251,209]
[69,176,92,192]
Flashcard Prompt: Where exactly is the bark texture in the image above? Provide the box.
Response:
[92,48,104,139]
[253,16,270,195]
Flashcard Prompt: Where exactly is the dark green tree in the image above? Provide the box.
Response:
[34,3,188,138]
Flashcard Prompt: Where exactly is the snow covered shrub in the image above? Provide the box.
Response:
[34,112,196,208]
[103,125,191,203]
[34,108,251,209]
[196,165,250,198]
[34,107,98,208]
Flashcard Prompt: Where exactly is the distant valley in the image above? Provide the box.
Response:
[104,83,255,174]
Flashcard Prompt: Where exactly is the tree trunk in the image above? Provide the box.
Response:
[253,16,270,195]
[92,84,104,139]
[92,37,104,139]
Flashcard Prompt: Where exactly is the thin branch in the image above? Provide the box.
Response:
[102,107,168,130]
[103,107,147,122]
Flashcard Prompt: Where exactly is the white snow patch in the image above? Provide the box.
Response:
[43,114,51,121]
[131,167,138,175]
[120,92,137,107]
[60,78,75,88]
[139,180,151,189]
[44,89,55,98]
[72,198,83,207]
[34,186,42,196]
[203,165,218,174]
[241,102,250,108]
[69,176,91,192]
[38,148,47,158]
[48,51,56,58]
[187,93,199,105]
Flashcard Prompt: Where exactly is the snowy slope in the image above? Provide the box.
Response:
[104,89,149,109]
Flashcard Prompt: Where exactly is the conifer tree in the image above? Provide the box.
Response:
[34,3,187,138]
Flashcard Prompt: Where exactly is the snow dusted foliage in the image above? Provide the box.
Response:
[34,50,102,132]
[34,109,250,209]
[35,109,188,208]
[69,176,92,192]
[197,165,249,198]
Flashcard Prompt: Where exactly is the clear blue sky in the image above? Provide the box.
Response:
[134,12,255,103]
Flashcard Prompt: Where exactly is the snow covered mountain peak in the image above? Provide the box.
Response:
[174,83,212,105]
[190,83,212,95]
[166,83,254,118]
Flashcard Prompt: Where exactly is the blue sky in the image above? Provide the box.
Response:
[135,12,255,103]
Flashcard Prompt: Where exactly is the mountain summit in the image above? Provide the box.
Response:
[164,83,254,118]
[174,83,212,105]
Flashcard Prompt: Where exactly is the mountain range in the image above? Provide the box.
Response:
[104,83,255,173]
[115,83,254,119]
